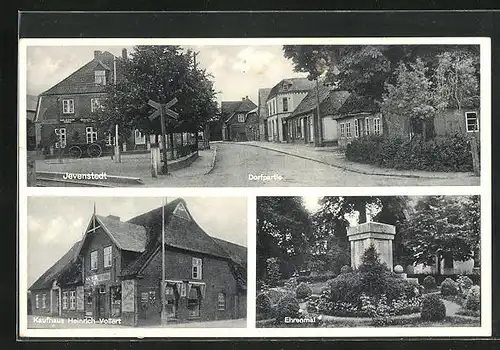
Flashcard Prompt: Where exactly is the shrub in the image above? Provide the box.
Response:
[283,277,298,291]
[296,282,313,300]
[465,285,480,311]
[256,293,273,319]
[296,273,337,284]
[345,133,473,172]
[340,265,352,274]
[274,295,300,322]
[265,258,281,287]
[422,276,437,290]
[265,288,291,305]
[329,272,364,306]
[421,294,446,321]
[457,275,474,295]
[441,278,459,296]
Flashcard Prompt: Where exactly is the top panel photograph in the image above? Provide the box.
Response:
[21,39,486,187]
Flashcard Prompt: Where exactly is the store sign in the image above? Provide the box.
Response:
[122,280,135,312]
[85,272,111,286]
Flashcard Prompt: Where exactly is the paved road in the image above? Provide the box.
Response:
[150,143,472,187]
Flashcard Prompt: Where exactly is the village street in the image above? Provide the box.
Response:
[35,142,479,187]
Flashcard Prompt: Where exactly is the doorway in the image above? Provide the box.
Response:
[96,285,107,319]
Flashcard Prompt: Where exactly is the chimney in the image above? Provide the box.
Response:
[94,50,102,59]
[122,48,128,60]
[106,215,121,221]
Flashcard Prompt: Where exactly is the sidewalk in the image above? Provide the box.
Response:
[235,141,479,181]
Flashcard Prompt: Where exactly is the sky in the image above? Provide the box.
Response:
[26,196,247,287]
[26,45,308,106]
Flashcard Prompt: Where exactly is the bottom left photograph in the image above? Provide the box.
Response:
[23,196,247,329]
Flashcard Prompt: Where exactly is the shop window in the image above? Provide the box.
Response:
[62,99,74,114]
[86,127,98,144]
[70,290,76,310]
[62,291,68,310]
[103,246,112,268]
[42,294,46,309]
[165,285,178,318]
[187,287,200,318]
[90,250,98,270]
[217,292,225,311]
[95,70,106,85]
[192,257,203,280]
[465,112,479,132]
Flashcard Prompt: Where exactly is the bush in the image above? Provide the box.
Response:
[283,277,298,291]
[441,278,459,296]
[256,293,273,319]
[420,294,446,321]
[465,285,480,311]
[265,288,291,305]
[457,275,474,295]
[296,282,313,300]
[422,276,437,290]
[296,273,337,284]
[345,133,473,172]
[340,265,352,274]
[274,295,300,322]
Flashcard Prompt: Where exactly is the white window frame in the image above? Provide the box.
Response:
[91,98,101,113]
[62,99,74,114]
[346,122,352,138]
[282,97,289,112]
[54,128,67,148]
[69,290,76,310]
[340,123,345,138]
[365,117,371,136]
[35,294,39,309]
[374,118,381,135]
[192,257,203,280]
[42,294,46,308]
[90,250,98,271]
[95,70,106,85]
[237,114,245,123]
[465,112,479,132]
[354,119,359,138]
[103,246,112,268]
[217,292,225,311]
[62,291,68,310]
[86,126,98,144]
[105,132,113,146]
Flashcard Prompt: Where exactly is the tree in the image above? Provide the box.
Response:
[381,59,436,141]
[96,46,218,141]
[402,196,480,274]
[256,197,313,280]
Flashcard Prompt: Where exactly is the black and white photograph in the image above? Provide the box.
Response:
[22,39,485,187]
[256,195,482,329]
[22,196,247,330]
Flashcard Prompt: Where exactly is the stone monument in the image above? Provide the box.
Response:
[347,221,396,271]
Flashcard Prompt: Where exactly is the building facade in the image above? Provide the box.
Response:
[265,78,315,142]
[220,97,257,141]
[29,198,247,326]
[257,88,271,141]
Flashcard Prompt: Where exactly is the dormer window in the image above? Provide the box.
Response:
[237,114,245,123]
[95,70,106,85]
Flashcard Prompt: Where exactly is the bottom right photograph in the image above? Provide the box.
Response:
[256,195,481,328]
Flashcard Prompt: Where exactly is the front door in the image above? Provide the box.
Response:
[138,287,161,325]
[96,285,107,319]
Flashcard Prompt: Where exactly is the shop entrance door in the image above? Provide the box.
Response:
[96,285,107,319]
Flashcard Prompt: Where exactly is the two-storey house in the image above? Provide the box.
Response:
[220,97,257,141]
[29,198,247,327]
[265,78,315,142]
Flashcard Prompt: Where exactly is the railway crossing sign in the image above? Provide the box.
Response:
[147,97,179,175]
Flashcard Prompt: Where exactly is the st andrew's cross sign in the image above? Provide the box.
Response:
[148,97,179,174]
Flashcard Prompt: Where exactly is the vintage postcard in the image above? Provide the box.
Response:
[19,37,489,187]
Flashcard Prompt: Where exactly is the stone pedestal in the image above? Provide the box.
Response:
[347,221,396,271]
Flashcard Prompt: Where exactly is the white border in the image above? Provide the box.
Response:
[18,37,491,338]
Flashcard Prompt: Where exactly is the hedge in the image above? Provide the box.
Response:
[296,273,338,284]
[345,134,473,172]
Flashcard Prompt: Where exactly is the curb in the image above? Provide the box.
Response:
[204,145,217,175]
[227,142,471,180]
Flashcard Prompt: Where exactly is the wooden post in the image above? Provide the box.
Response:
[114,124,121,163]
[470,135,480,176]
[150,146,160,178]
[160,105,169,174]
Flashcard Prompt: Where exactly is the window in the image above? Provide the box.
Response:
[217,292,225,311]
[35,295,39,309]
[54,128,67,148]
[95,70,106,85]
[42,294,46,308]
[237,114,245,123]
[62,99,74,114]
[69,290,76,310]
[192,257,203,280]
[105,132,113,146]
[346,122,352,138]
[90,251,98,270]
[134,129,146,145]
[354,119,359,137]
[140,292,149,304]
[91,98,101,113]
[104,246,112,268]
[86,127,98,144]
[465,112,479,132]
[62,292,68,310]
[165,285,178,318]
[339,123,345,138]
[365,118,371,135]
[374,118,381,135]
[99,285,106,294]
[187,287,200,318]
[282,97,289,112]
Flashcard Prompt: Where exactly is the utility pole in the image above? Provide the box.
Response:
[314,79,323,147]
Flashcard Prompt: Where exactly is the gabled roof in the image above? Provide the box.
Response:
[286,84,350,119]
[94,215,147,253]
[40,51,116,96]
[222,98,257,123]
[29,241,81,291]
[267,77,315,101]
[212,237,247,266]
[334,94,380,118]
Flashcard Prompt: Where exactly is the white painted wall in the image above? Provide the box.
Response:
[322,116,338,141]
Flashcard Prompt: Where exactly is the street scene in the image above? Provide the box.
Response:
[24,43,482,187]
[256,195,481,328]
[25,197,247,328]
